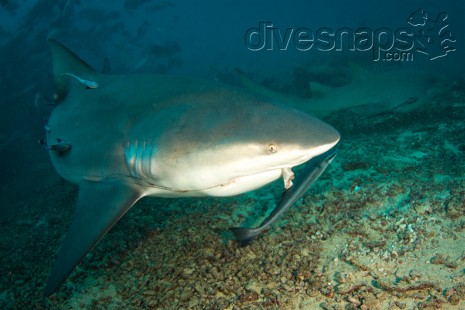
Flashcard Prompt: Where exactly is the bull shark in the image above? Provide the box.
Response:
[43,39,340,295]
[235,64,434,118]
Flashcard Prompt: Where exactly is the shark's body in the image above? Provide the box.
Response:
[44,40,340,295]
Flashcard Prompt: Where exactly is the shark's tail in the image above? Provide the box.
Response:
[48,39,100,102]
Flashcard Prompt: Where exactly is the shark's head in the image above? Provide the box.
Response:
[128,95,340,197]
[203,109,340,196]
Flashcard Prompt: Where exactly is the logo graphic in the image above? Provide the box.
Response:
[244,9,457,62]
[407,9,456,60]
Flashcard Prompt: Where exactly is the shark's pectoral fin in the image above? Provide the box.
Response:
[45,180,143,296]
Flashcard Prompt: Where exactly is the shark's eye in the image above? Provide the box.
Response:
[268,144,278,153]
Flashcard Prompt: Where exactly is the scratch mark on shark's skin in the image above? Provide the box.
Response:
[62,73,99,89]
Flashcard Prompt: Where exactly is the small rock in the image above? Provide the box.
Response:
[183,268,194,276]
[188,298,200,307]
[215,291,226,298]
[246,252,256,260]
[267,281,278,289]
[246,281,262,294]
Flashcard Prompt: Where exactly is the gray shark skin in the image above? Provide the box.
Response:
[44,39,340,296]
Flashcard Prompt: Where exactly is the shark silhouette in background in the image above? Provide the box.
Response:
[43,39,340,295]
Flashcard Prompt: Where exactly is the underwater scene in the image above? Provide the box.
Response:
[1,0,464,309]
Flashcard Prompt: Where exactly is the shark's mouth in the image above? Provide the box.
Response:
[231,168,294,187]
[228,169,282,188]
[144,168,293,197]
[221,167,295,195]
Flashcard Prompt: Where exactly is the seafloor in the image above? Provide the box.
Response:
[1,79,464,309]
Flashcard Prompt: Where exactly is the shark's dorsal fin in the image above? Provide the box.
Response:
[48,39,100,102]
[44,180,143,296]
